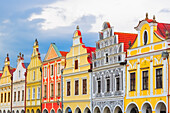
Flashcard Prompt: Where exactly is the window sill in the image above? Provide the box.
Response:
[141,89,148,91]
[155,88,163,89]
[129,90,136,92]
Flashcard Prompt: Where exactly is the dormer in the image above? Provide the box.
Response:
[73,25,82,46]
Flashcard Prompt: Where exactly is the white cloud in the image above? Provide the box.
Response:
[28,0,170,33]
[2,19,10,24]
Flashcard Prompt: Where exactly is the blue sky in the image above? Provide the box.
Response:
[0,0,170,69]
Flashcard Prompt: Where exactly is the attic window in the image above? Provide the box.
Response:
[75,60,78,69]
[144,31,148,45]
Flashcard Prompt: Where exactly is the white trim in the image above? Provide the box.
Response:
[93,105,101,113]
[137,58,140,96]
[113,105,123,113]
[150,56,153,96]
[141,101,153,111]
[66,80,71,97]
[142,30,148,45]
[81,77,87,95]
[154,100,167,112]
[125,102,140,112]
[102,105,111,113]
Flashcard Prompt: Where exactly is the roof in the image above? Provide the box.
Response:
[60,51,68,57]
[0,73,2,78]
[155,23,170,39]
[82,45,96,64]
[22,63,29,69]
[8,66,16,75]
[114,32,138,52]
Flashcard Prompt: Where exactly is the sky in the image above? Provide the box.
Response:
[0,0,170,69]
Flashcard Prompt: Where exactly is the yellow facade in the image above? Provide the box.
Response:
[125,15,168,113]
[0,54,15,113]
[26,39,42,113]
[63,27,95,113]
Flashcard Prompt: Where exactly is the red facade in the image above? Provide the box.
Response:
[42,43,67,113]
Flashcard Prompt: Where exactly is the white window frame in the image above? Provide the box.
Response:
[50,83,54,97]
[33,71,35,80]
[57,62,61,75]
[37,87,40,99]
[44,66,47,78]
[28,89,30,100]
[105,76,110,93]
[50,64,54,76]
[32,88,35,99]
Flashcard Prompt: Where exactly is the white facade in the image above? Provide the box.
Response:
[12,54,28,113]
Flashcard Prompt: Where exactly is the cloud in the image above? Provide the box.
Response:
[159,8,170,13]
[2,19,10,24]
[28,0,170,33]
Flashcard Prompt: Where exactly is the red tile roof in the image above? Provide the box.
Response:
[60,51,68,57]
[114,32,137,52]
[82,45,96,64]
[155,23,170,39]
[0,73,2,78]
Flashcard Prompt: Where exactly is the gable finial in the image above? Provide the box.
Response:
[22,54,24,58]
[153,15,156,22]
[145,12,148,20]
[7,53,9,57]
[19,52,21,56]
[76,25,79,30]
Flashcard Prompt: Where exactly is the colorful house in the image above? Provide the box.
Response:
[12,53,29,113]
[26,39,42,113]
[63,26,95,113]
[0,54,15,113]
[92,22,137,113]
[42,43,67,113]
[125,13,170,113]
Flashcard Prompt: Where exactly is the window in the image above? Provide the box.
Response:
[44,67,47,77]
[28,89,30,100]
[57,63,61,74]
[18,91,20,101]
[116,78,120,91]
[22,90,24,101]
[51,84,54,97]
[75,60,78,69]
[98,81,101,93]
[0,94,2,103]
[144,31,148,45]
[14,92,16,101]
[105,53,108,63]
[75,80,79,95]
[106,78,110,92]
[8,92,10,102]
[130,73,136,91]
[51,65,54,76]
[4,93,6,102]
[156,68,162,89]
[44,85,47,98]
[58,83,60,96]
[67,81,71,96]
[33,71,35,80]
[143,71,148,90]
[38,87,40,99]
[19,70,21,78]
[32,88,35,99]
[83,79,87,94]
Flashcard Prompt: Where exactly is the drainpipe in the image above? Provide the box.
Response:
[61,69,64,113]
[40,67,42,113]
[11,75,13,113]
[24,70,27,113]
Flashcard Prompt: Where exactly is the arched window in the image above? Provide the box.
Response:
[144,31,148,45]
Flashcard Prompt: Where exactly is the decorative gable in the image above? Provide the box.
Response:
[44,43,62,61]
